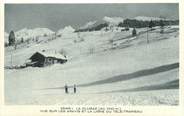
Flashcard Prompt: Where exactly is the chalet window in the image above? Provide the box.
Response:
[47,58,52,62]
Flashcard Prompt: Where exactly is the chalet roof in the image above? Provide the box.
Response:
[36,51,67,60]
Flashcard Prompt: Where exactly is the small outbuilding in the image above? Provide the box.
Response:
[26,51,67,67]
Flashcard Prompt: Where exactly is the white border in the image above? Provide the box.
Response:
[0,0,183,116]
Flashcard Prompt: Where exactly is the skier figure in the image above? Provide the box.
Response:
[64,84,68,94]
[74,84,76,93]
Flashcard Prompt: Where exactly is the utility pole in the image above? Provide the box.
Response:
[77,32,80,38]
[55,32,56,39]
[147,27,149,44]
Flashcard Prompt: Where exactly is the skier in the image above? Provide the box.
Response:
[64,84,68,94]
[74,84,76,93]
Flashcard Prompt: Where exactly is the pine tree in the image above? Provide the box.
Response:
[149,20,154,29]
[8,30,15,46]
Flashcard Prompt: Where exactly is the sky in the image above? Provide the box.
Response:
[5,3,179,32]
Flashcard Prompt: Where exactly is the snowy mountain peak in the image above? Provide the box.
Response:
[80,21,97,29]
[134,16,165,21]
[57,26,75,35]
[78,17,124,30]
[103,16,124,25]
[16,27,54,39]
[32,28,54,33]
[16,28,29,33]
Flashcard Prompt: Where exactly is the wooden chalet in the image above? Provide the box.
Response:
[26,51,67,67]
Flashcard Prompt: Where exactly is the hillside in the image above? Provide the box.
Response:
[4,24,179,105]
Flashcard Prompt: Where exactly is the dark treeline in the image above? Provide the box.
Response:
[118,19,179,28]
[75,19,179,32]
[75,23,108,32]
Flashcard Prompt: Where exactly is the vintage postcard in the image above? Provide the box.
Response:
[0,0,183,116]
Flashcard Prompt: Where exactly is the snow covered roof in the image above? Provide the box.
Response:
[37,51,67,60]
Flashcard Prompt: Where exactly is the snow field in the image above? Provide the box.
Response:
[5,25,179,105]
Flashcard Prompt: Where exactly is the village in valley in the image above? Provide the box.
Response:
[4,4,179,105]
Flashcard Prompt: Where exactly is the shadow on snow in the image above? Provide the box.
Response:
[40,62,179,90]
[97,79,179,94]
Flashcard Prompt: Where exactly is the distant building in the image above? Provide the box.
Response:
[26,51,67,67]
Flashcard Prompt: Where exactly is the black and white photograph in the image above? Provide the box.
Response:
[4,3,179,105]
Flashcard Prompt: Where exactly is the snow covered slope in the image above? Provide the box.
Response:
[4,25,179,105]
